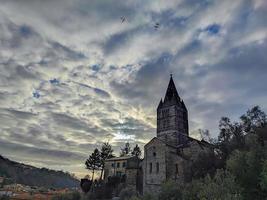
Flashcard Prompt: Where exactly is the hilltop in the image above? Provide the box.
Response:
[0,155,79,189]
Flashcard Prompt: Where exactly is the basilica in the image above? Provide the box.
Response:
[104,76,212,194]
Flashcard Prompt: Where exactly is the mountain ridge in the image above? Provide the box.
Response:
[0,155,79,189]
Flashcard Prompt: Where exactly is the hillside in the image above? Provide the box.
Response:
[0,155,79,189]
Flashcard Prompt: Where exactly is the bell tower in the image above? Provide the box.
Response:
[156,75,188,145]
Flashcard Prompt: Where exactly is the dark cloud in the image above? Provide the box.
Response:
[110,52,173,105]
[0,0,266,178]
[49,41,86,60]
[0,140,86,161]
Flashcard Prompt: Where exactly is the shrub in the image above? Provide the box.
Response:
[80,179,92,193]
[0,195,10,200]
[52,191,81,200]
[119,186,138,200]
[158,180,182,200]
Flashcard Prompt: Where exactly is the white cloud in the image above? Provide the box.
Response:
[0,0,266,178]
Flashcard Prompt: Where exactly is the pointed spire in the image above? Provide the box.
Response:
[163,75,180,103]
[181,100,187,110]
[157,98,163,109]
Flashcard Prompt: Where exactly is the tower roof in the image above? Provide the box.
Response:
[157,98,163,109]
[163,75,180,103]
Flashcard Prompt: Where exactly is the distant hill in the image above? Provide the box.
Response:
[0,155,79,189]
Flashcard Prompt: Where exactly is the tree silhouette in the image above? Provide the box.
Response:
[100,142,114,180]
[120,142,131,156]
[85,148,101,181]
[131,144,141,158]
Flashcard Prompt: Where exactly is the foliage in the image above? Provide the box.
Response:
[93,184,113,199]
[85,148,101,180]
[158,180,183,200]
[131,144,142,158]
[195,170,243,200]
[51,191,81,200]
[127,193,156,200]
[260,160,267,192]
[119,186,138,200]
[217,106,266,167]
[0,196,10,200]
[191,151,217,179]
[80,178,92,193]
[227,142,267,199]
[120,142,132,156]
[99,142,114,180]
[240,106,266,133]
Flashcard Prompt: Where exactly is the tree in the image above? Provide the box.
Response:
[227,145,266,199]
[197,170,243,200]
[158,180,183,200]
[260,160,267,193]
[120,142,131,156]
[191,151,217,179]
[100,142,114,180]
[240,106,266,134]
[131,144,142,158]
[85,148,101,181]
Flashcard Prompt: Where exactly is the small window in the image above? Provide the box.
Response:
[111,163,114,167]
[149,163,152,173]
[153,152,156,157]
[117,162,120,168]
[116,171,122,177]
[122,162,126,167]
[156,163,159,173]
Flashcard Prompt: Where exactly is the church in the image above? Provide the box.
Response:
[104,76,212,194]
[142,75,212,193]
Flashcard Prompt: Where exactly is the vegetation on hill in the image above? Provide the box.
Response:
[0,156,79,189]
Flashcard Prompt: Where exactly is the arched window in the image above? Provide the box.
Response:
[149,163,152,173]
[156,163,159,173]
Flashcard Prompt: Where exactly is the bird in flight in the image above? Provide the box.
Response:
[33,91,40,99]
[49,78,60,85]
[121,16,126,23]
[154,22,160,30]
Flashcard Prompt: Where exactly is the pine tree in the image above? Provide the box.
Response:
[100,142,114,180]
[85,148,101,181]
[131,144,141,158]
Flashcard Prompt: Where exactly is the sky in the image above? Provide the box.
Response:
[0,0,267,178]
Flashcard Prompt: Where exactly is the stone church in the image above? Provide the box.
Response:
[142,75,212,193]
[104,76,212,194]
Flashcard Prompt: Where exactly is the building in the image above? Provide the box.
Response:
[104,75,212,194]
[142,75,212,193]
[104,156,140,186]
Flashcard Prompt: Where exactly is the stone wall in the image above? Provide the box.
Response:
[143,138,166,194]
[126,169,138,186]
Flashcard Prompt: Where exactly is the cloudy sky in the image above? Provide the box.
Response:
[0,0,266,178]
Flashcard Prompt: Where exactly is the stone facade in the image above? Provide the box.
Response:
[104,156,140,188]
[104,156,130,180]
[142,76,212,194]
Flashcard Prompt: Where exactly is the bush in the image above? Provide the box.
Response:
[80,179,92,193]
[158,180,183,200]
[141,193,157,200]
[196,170,243,200]
[119,186,138,200]
[52,191,81,200]
[0,195,10,200]
[94,184,113,199]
